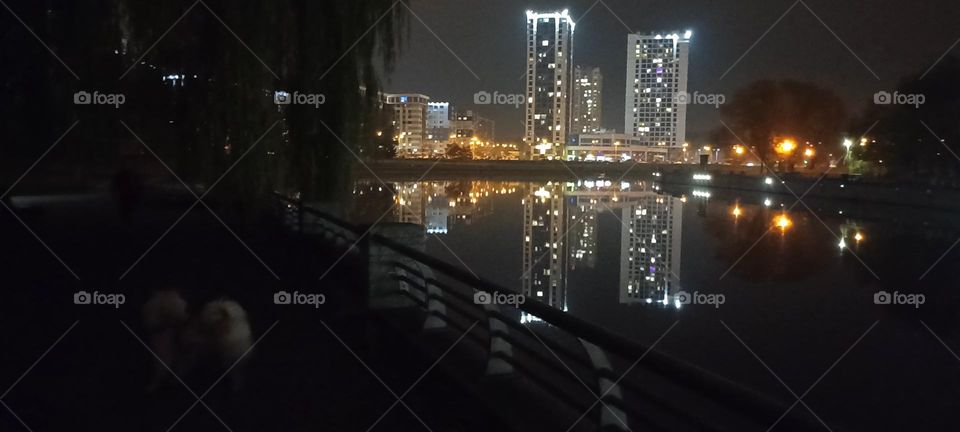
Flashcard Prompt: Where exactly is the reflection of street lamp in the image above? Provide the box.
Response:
[774,213,793,232]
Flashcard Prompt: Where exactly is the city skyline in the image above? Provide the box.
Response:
[385,0,960,143]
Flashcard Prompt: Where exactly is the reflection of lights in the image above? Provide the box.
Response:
[843,139,853,149]
[774,213,793,231]
[764,177,774,185]
[839,239,847,249]
[855,232,864,242]
[732,206,742,218]
[693,173,712,181]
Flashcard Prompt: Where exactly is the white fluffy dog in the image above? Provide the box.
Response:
[143,292,253,392]
[142,290,189,392]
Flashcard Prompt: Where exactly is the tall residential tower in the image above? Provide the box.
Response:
[624,31,691,151]
[525,10,575,160]
[572,66,603,134]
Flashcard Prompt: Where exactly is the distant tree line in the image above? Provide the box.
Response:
[711,56,960,185]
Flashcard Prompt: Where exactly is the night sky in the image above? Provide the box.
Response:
[387,0,960,142]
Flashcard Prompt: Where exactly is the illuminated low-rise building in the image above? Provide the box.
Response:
[566,132,670,162]
[385,93,430,157]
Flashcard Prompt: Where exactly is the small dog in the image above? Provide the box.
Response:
[142,290,189,392]
[143,292,253,392]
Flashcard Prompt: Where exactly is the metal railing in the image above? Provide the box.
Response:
[274,193,832,431]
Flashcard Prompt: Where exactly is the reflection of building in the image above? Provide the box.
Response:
[572,66,603,134]
[624,31,691,150]
[386,93,430,157]
[620,194,683,304]
[522,183,567,310]
[525,10,575,160]
[567,132,670,162]
[394,181,519,233]
[559,180,683,306]
[566,195,598,269]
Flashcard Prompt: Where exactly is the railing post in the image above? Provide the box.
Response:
[485,303,514,375]
[359,232,371,309]
[579,339,628,430]
[296,199,304,234]
[421,276,447,330]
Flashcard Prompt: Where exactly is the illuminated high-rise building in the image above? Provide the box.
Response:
[624,31,691,150]
[572,66,603,135]
[525,10,575,160]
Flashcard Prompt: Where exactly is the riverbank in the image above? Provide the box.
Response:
[358,159,960,211]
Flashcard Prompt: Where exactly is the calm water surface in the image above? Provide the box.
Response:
[349,176,960,430]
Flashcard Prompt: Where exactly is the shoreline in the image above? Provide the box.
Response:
[357,159,960,211]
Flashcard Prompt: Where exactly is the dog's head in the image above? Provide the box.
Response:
[142,290,189,331]
[200,299,248,327]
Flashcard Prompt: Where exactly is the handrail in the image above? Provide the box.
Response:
[275,192,828,430]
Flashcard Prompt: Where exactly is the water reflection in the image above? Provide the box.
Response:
[356,178,687,315]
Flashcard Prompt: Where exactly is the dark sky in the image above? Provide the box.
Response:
[386,0,960,142]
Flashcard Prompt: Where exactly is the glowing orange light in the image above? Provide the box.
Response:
[776,139,797,155]
[774,213,793,231]
[734,145,746,155]
[854,232,864,242]
[732,206,742,217]
[804,148,815,158]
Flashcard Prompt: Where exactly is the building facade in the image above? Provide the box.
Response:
[525,10,575,160]
[566,132,670,162]
[385,93,430,157]
[425,102,451,156]
[624,31,691,150]
[572,66,603,134]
